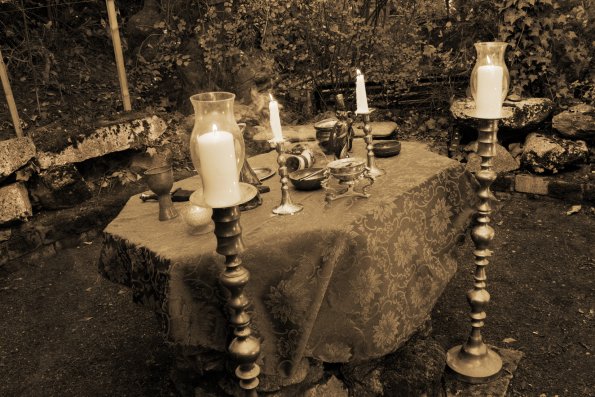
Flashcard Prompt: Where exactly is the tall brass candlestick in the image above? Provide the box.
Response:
[446,119,502,383]
[271,140,303,215]
[362,113,385,178]
[213,206,261,396]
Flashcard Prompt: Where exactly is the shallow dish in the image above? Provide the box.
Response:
[253,167,275,181]
[289,168,326,191]
[372,140,401,158]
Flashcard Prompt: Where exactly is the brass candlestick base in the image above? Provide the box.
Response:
[271,140,303,215]
[446,119,502,384]
[361,112,385,178]
[212,206,261,396]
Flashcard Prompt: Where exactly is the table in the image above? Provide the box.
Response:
[99,140,476,381]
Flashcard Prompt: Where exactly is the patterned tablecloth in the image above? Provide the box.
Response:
[99,140,476,378]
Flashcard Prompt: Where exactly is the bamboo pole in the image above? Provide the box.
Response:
[0,49,24,138]
[105,0,132,111]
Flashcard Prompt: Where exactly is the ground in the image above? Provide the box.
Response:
[0,192,593,396]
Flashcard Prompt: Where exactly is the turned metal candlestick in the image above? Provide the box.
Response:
[446,119,502,383]
[213,206,261,396]
[271,140,303,215]
[361,112,385,178]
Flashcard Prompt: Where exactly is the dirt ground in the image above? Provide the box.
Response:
[0,190,593,396]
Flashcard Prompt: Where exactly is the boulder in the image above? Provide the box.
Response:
[0,183,32,226]
[341,337,445,397]
[451,97,554,130]
[0,137,36,181]
[465,142,520,174]
[28,164,92,209]
[552,103,595,141]
[32,115,167,170]
[521,133,589,174]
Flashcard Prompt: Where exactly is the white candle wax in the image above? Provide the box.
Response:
[269,95,284,142]
[355,69,369,114]
[475,65,504,119]
[196,127,241,208]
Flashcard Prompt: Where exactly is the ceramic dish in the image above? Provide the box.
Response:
[372,140,401,158]
[253,167,275,181]
[289,168,327,190]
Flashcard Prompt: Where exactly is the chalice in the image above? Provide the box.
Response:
[144,165,178,221]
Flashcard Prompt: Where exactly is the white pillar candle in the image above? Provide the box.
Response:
[269,94,284,142]
[355,69,369,114]
[475,65,504,119]
[196,125,241,208]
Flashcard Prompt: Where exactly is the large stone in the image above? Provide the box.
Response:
[521,133,589,174]
[552,103,595,141]
[0,137,36,181]
[28,164,92,209]
[465,142,520,174]
[0,183,32,226]
[32,114,167,169]
[451,97,554,130]
[341,337,445,397]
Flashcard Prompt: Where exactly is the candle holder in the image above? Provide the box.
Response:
[270,140,303,215]
[446,119,502,383]
[213,205,261,396]
[361,112,385,178]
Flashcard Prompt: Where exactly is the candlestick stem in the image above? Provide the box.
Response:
[362,113,385,178]
[213,206,261,396]
[446,119,502,383]
[271,140,303,215]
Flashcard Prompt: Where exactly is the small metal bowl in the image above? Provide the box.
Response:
[289,168,326,190]
[327,157,366,182]
[372,140,401,158]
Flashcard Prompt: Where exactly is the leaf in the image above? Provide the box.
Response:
[503,337,517,344]
[566,205,581,215]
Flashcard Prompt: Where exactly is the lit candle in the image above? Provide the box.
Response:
[269,94,284,142]
[196,124,241,208]
[475,65,504,119]
[355,69,369,114]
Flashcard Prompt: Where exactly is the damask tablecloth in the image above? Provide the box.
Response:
[99,140,476,378]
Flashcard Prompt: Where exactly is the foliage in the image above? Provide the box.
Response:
[497,0,594,102]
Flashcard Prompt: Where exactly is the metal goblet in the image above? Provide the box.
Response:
[144,165,179,221]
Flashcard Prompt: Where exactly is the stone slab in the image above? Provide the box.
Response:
[0,137,36,181]
[34,115,167,169]
[515,174,549,195]
[553,103,595,141]
[0,183,32,226]
[444,347,523,397]
[451,97,554,130]
[251,121,397,143]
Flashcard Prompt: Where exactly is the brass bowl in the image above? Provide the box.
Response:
[327,157,366,182]
[289,168,326,191]
[373,140,401,158]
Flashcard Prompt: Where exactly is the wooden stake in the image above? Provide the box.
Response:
[106,0,132,111]
[0,49,24,137]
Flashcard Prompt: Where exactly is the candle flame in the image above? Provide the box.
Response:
[356,69,362,76]
[269,93,274,102]
[212,124,218,133]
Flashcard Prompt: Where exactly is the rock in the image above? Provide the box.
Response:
[28,164,92,209]
[552,103,595,141]
[521,133,589,174]
[0,137,36,181]
[0,183,32,226]
[303,375,348,397]
[341,337,445,397]
[33,115,167,169]
[451,97,554,130]
[465,142,520,174]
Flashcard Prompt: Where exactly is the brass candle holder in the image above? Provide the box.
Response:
[446,119,502,383]
[271,140,303,215]
[360,112,385,178]
[212,205,261,396]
